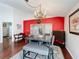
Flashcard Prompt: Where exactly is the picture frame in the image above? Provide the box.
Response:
[17,24,21,29]
[69,8,79,35]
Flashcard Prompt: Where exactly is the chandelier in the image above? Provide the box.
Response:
[25,0,46,18]
[34,5,46,18]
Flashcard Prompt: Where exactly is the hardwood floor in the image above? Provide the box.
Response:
[0,40,72,59]
[61,48,72,59]
[0,40,27,59]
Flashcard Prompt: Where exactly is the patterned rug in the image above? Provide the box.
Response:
[10,46,64,59]
[24,52,53,59]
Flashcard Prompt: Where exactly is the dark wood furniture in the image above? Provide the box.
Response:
[53,31,65,48]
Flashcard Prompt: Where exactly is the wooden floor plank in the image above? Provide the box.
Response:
[61,48,72,59]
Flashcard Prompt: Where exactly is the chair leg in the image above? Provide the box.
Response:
[45,56,48,59]
[23,50,25,59]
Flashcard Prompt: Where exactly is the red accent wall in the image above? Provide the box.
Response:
[23,17,64,35]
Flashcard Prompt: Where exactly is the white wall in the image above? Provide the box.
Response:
[0,2,34,42]
[13,8,35,34]
[65,2,79,59]
[0,2,13,43]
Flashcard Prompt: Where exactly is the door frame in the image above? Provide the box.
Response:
[2,21,13,43]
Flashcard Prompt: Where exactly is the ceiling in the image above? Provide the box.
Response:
[0,0,79,17]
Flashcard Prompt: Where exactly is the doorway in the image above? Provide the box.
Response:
[3,22,12,49]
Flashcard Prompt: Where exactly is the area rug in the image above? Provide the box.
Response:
[10,46,64,59]
[24,52,53,59]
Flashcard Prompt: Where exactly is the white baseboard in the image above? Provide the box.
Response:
[66,47,75,59]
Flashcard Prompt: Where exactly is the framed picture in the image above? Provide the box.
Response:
[17,24,21,29]
[69,8,79,35]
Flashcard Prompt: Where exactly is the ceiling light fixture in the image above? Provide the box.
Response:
[34,4,46,18]
[25,0,46,18]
